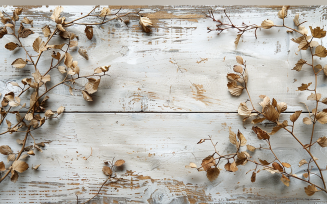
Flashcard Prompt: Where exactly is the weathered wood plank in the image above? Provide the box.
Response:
[0,113,326,203]
[0,6,326,112]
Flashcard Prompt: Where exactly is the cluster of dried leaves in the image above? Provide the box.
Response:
[194,6,327,197]
[0,5,152,199]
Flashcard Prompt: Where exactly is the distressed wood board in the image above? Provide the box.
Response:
[0,5,327,203]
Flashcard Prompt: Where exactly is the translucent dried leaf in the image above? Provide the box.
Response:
[206,167,219,182]
[246,144,256,152]
[251,171,256,183]
[51,6,64,23]
[12,160,29,173]
[102,166,112,176]
[238,102,251,116]
[315,45,327,58]
[261,19,274,29]
[263,105,279,122]
[45,109,54,118]
[0,145,13,155]
[298,26,308,35]
[5,42,18,51]
[297,82,312,91]
[277,102,287,112]
[42,25,51,37]
[237,130,247,146]
[252,126,270,140]
[310,26,326,38]
[78,48,89,60]
[227,81,243,96]
[281,175,290,187]
[303,117,312,125]
[82,91,93,102]
[12,58,27,69]
[299,159,307,167]
[307,93,321,101]
[139,16,152,33]
[278,6,288,19]
[304,184,318,196]
[85,78,100,94]
[201,156,215,171]
[292,59,307,71]
[259,96,270,109]
[290,110,302,122]
[310,41,319,47]
[99,7,111,17]
[58,66,66,74]
[293,14,300,26]
[236,56,244,65]
[57,106,65,115]
[32,69,42,83]
[316,112,327,124]
[114,159,125,167]
[282,162,291,168]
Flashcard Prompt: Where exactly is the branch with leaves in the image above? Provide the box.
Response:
[192,6,327,197]
[0,5,152,192]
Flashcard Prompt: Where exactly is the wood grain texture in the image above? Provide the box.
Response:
[0,5,327,203]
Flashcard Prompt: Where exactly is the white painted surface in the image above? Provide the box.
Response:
[0,5,327,203]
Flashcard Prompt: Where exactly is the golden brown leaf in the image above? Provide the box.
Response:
[12,58,27,69]
[310,26,326,38]
[297,82,312,91]
[42,25,51,37]
[10,170,18,183]
[304,184,318,196]
[102,166,112,176]
[277,6,288,19]
[316,112,327,124]
[12,160,29,173]
[259,159,270,166]
[277,102,287,113]
[317,136,327,147]
[229,127,239,147]
[261,19,274,29]
[236,56,244,65]
[5,42,18,51]
[85,26,93,40]
[22,17,33,26]
[58,66,66,74]
[114,159,125,167]
[139,16,152,33]
[0,26,7,38]
[299,159,307,167]
[259,96,270,109]
[290,111,302,122]
[189,162,197,168]
[310,41,319,47]
[282,162,291,168]
[292,59,307,71]
[237,130,247,146]
[0,145,13,155]
[307,93,321,101]
[18,24,34,38]
[233,65,243,73]
[303,117,312,125]
[252,117,266,124]
[272,162,283,172]
[324,65,327,76]
[0,161,5,171]
[315,45,327,58]
[99,7,110,17]
[33,164,41,170]
[293,14,300,26]
[206,167,219,182]
[82,91,93,102]
[246,145,256,152]
[281,175,290,187]
[64,52,73,68]
[51,6,64,24]
[78,48,89,60]
[263,105,279,122]
[57,106,65,115]
[238,102,251,116]
[252,126,270,140]
[85,78,100,94]
[298,26,308,35]
[201,156,215,171]
[234,34,241,48]
[251,171,256,183]
[227,81,243,96]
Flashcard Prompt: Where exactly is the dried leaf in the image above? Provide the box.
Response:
[236,56,244,65]
[252,126,270,140]
[82,91,93,102]
[316,112,327,124]
[227,81,243,96]
[58,66,66,74]
[57,106,65,115]
[201,156,215,171]
[18,24,34,38]
[297,82,312,91]
[298,26,308,35]
[45,110,54,118]
[8,154,16,161]
[293,14,300,26]
[270,120,288,135]
[299,159,307,167]
[206,167,219,182]
[282,162,291,168]
[246,145,256,152]
[307,93,321,101]
[0,161,5,171]
[102,166,112,176]
[42,74,51,83]
[78,48,89,60]
[229,127,239,147]
[51,6,64,24]
[237,130,247,146]
[85,26,93,40]
[263,105,279,122]
[12,58,27,69]
[42,25,51,37]
[277,102,287,113]
[12,160,29,173]
[278,6,288,19]
[27,150,35,155]
[259,159,270,166]
[234,34,241,48]
[5,42,18,51]
[33,164,41,170]
[114,159,125,167]
[99,7,110,17]
[0,26,7,38]
[315,45,327,58]
[304,184,318,196]
[310,41,319,47]
[251,171,256,182]
[290,111,302,122]
[139,16,152,33]
[85,78,100,94]
[259,96,270,109]
[272,162,283,172]
[238,102,251,116]
[261,19,274,29]
[56,24,65,32]
[22,17,33,26]
[281,175,290,187]
[310,26,326,38]
[233,65,243,73]
[189,162,197,168]
[252,117,266,124]
[0,145,13,155]
[64,52,73,68]
[303,117,312,125]
[10,170,18,182]
[292,59,307,71]
[317,136,327,147]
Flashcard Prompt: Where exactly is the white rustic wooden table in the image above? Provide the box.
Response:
[1,5,327,203]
